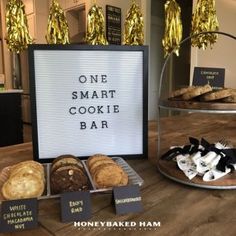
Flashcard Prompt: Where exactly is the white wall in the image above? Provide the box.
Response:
[149,0,165,120]
[191,0,236,88]
[150,15,164,119]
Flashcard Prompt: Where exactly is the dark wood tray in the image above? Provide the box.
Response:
[158,158,236,189]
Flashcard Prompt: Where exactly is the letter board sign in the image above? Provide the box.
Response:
[29,45,148,162]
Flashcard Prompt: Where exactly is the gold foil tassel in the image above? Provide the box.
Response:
[85,3,108,45]
[162,0,183,58]
[191,0,219,49]
[46,0,70,44]
[123,0,144,45]
[5,0,33,53]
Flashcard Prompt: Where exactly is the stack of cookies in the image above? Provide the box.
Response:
[87,154,128,189]
[170,84,212,101]
[50,155,89,194]
[170,85,236,102]
[1,161,45,200]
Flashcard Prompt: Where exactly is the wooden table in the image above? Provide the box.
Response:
[1,114,236,236]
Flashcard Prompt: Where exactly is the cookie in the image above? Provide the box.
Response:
[11,160,44,177]
[182,84,212,100]
[89,159,116,175]
[50,155,89,194]
[222,90,236,103]
[51,154,83,172]
[0,166,11,187]
[200,88,232,101]
[87,154,129,189]
[2,173,44,200]
[87,154,111,169]
[170,86,196,98]
[1,161,45,200]
[119,171,129,185]
[93,163,124,188]
[50,165,88,194]
[10,165,45,182]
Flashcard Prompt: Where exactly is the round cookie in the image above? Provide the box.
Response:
[89,159,116,175]
[51,154,83,172]
[87,154,111,169]
[50,165,88,194]
[2,173,44,200]
[170,86,196,98]
[200,88,232,101]
[182,84,212,100]
[1,161,45,200]
[11,160,44,177]
[222,90,236,103]
[93,163,125,188]
[10,165,45,182]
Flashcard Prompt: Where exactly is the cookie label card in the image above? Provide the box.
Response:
[0,198,38,233]
[112,185,143,215]
[60,191,91,223]
[193,67,225,89]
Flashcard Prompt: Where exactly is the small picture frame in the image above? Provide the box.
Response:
[193,67,225,89]
[106,5,122,45]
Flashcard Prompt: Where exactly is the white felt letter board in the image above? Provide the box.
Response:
[29,45,148,162]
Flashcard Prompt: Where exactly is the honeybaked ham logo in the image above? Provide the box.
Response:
[73,221,161,231]
[68,74,119,130]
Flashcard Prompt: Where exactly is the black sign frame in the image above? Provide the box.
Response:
[60,191,92,223]
[112,185,143,215]
[28,45,148,163]
[193,66,225,89]
[0,198,38,233]
[106,5,122,45]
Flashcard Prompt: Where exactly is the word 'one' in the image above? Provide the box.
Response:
[78,74,108,84]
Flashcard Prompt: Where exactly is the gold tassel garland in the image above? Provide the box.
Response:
[162,0,183,58]
[85,4,108,45]
[5,0,33,53]
[46,0,70,44]
[191,0,219,49]
[123,0,144,45]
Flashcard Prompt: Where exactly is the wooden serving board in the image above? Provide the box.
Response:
[160,99,236,110]
[158,158,236,189]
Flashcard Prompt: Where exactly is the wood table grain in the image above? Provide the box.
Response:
[1,114,236,236]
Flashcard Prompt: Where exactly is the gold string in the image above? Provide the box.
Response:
[45,0,70,44]
[85,3,108,45]
[162,0,183,58]
[123,1,144,45]
[5,0,33,53]
[191,0,219,49]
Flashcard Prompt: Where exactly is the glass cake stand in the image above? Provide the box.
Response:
[157,31,236,189]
